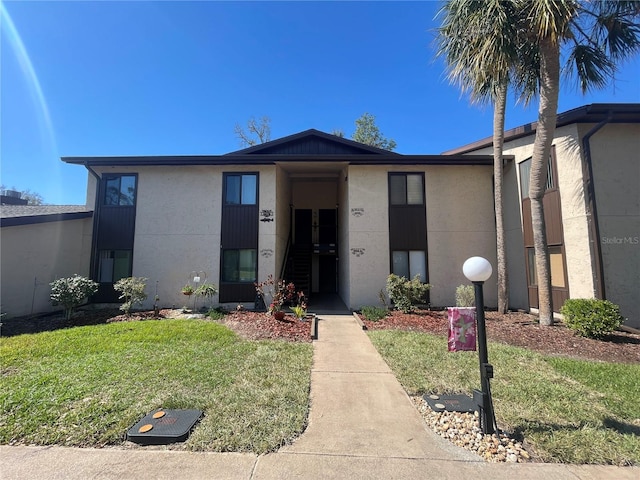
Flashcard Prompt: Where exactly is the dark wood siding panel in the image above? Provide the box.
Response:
[522,199,533,247]
[96,207,136,249]
[389,206,427,250]
[257,137,369,155]
[221,205,259,249]
[543,190,563,245]
[218,283,256,303]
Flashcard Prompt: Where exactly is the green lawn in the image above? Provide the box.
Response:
[368,330,640,465]
[0,319,313,454]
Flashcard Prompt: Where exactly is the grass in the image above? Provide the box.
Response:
[368,330,640,465]
[0,319,313,454]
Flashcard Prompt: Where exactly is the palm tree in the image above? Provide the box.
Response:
[437,0,527,314]
[521,0,640,325]
[438,0,640,325]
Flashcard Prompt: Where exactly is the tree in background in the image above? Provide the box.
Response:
[234,116,271,147]
[351,113,397,151]
[1,185,45,205]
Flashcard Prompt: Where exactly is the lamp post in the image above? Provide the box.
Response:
[463,256,496,435]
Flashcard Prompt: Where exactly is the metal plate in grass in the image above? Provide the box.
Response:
[423,393,475,413]
[127,409,203,445]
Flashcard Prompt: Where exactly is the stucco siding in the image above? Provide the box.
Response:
[338,166,350,305]
[589,123,640,326]
[425,165,497,307]
[130,165,223,309]
[346,166,390,308]
[1,218,92,318]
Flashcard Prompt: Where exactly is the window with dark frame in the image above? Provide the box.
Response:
[392,250,427,281]
[389,173,424,205]
[225,174,257,205]
[98,250,132,283]
[104,175,137,206]
[519,156,555,200]
[221,249,257,283]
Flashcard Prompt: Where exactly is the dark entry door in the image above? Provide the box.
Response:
[319,255,337,293]
[295,209,313,245]
[318,209,337,245]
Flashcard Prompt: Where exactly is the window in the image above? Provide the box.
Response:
[222,249,257,282]
[392,250,426,281]
[389,173,424,205]
[104,175,136,206]
[98,250,132,283]
[225,174,257,205]
[526,246,566,288]
[519,156,555,200]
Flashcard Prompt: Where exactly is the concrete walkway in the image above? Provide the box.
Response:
[2,314,638,479]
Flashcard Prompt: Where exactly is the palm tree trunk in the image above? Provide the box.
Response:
[529,37,560,326]
[493,82,508,314]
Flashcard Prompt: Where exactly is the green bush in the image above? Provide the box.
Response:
[50,275,99,320]
[455,284,475,307]
[386,274,431,313]
[361,305,388,322]
[560,298,623,339]
[208,307,228,320]
[113,277,148,315]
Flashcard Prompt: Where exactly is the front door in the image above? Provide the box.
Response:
[295,209,313,246]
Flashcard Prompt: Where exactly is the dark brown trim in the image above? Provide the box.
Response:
[444,103,640,155]
[0,211,93,227]
[62,153,497,167]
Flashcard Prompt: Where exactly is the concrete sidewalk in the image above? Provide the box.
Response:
[2,314,638,479]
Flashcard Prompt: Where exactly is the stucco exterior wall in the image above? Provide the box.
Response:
[475,124,597,310]
[0,217,92,318]
[588,123,640,326]
[345,164,496,310]
[346,166,390,309]
[93,164,277,310]
[424,165,497,307]
[338,166,350,306]
[274,166,291,281]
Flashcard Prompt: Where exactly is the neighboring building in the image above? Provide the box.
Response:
[0,205,93,317]
[61,130,498,312]
[446,103,640,328]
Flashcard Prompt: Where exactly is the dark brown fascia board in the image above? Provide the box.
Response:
[443,103,640,155]
[226,128,402,156]
[62,154,496,167]
[0,211,93,228]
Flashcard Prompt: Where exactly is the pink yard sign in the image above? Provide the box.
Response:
[447,307,477,352]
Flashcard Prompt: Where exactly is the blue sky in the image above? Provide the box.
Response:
[2,1,638,205]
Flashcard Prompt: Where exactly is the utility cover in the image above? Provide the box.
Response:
[127,409,203,445]
[423,394,475,413]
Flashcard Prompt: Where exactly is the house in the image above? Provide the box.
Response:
[445,103,640,328]
[0,205,93,317]
[3,103,636,329]
[59,130,498,313]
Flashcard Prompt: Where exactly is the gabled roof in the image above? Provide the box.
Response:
[0,205,93,227]
[444,103,640,155]
[62,128,495,167]
[227,129,401,156]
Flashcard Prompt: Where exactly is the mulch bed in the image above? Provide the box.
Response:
[2,308,638,363]
[361,309,640,364]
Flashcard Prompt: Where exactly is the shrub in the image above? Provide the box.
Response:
[113,277,148,315]
[455,285,475,307]
[50,275,99,321]
[361,305,388,322]
[207,307,227,320]
[385,274,432,313]
[560,298,623,339]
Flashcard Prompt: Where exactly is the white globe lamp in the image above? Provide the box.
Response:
[463,256,492,283]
